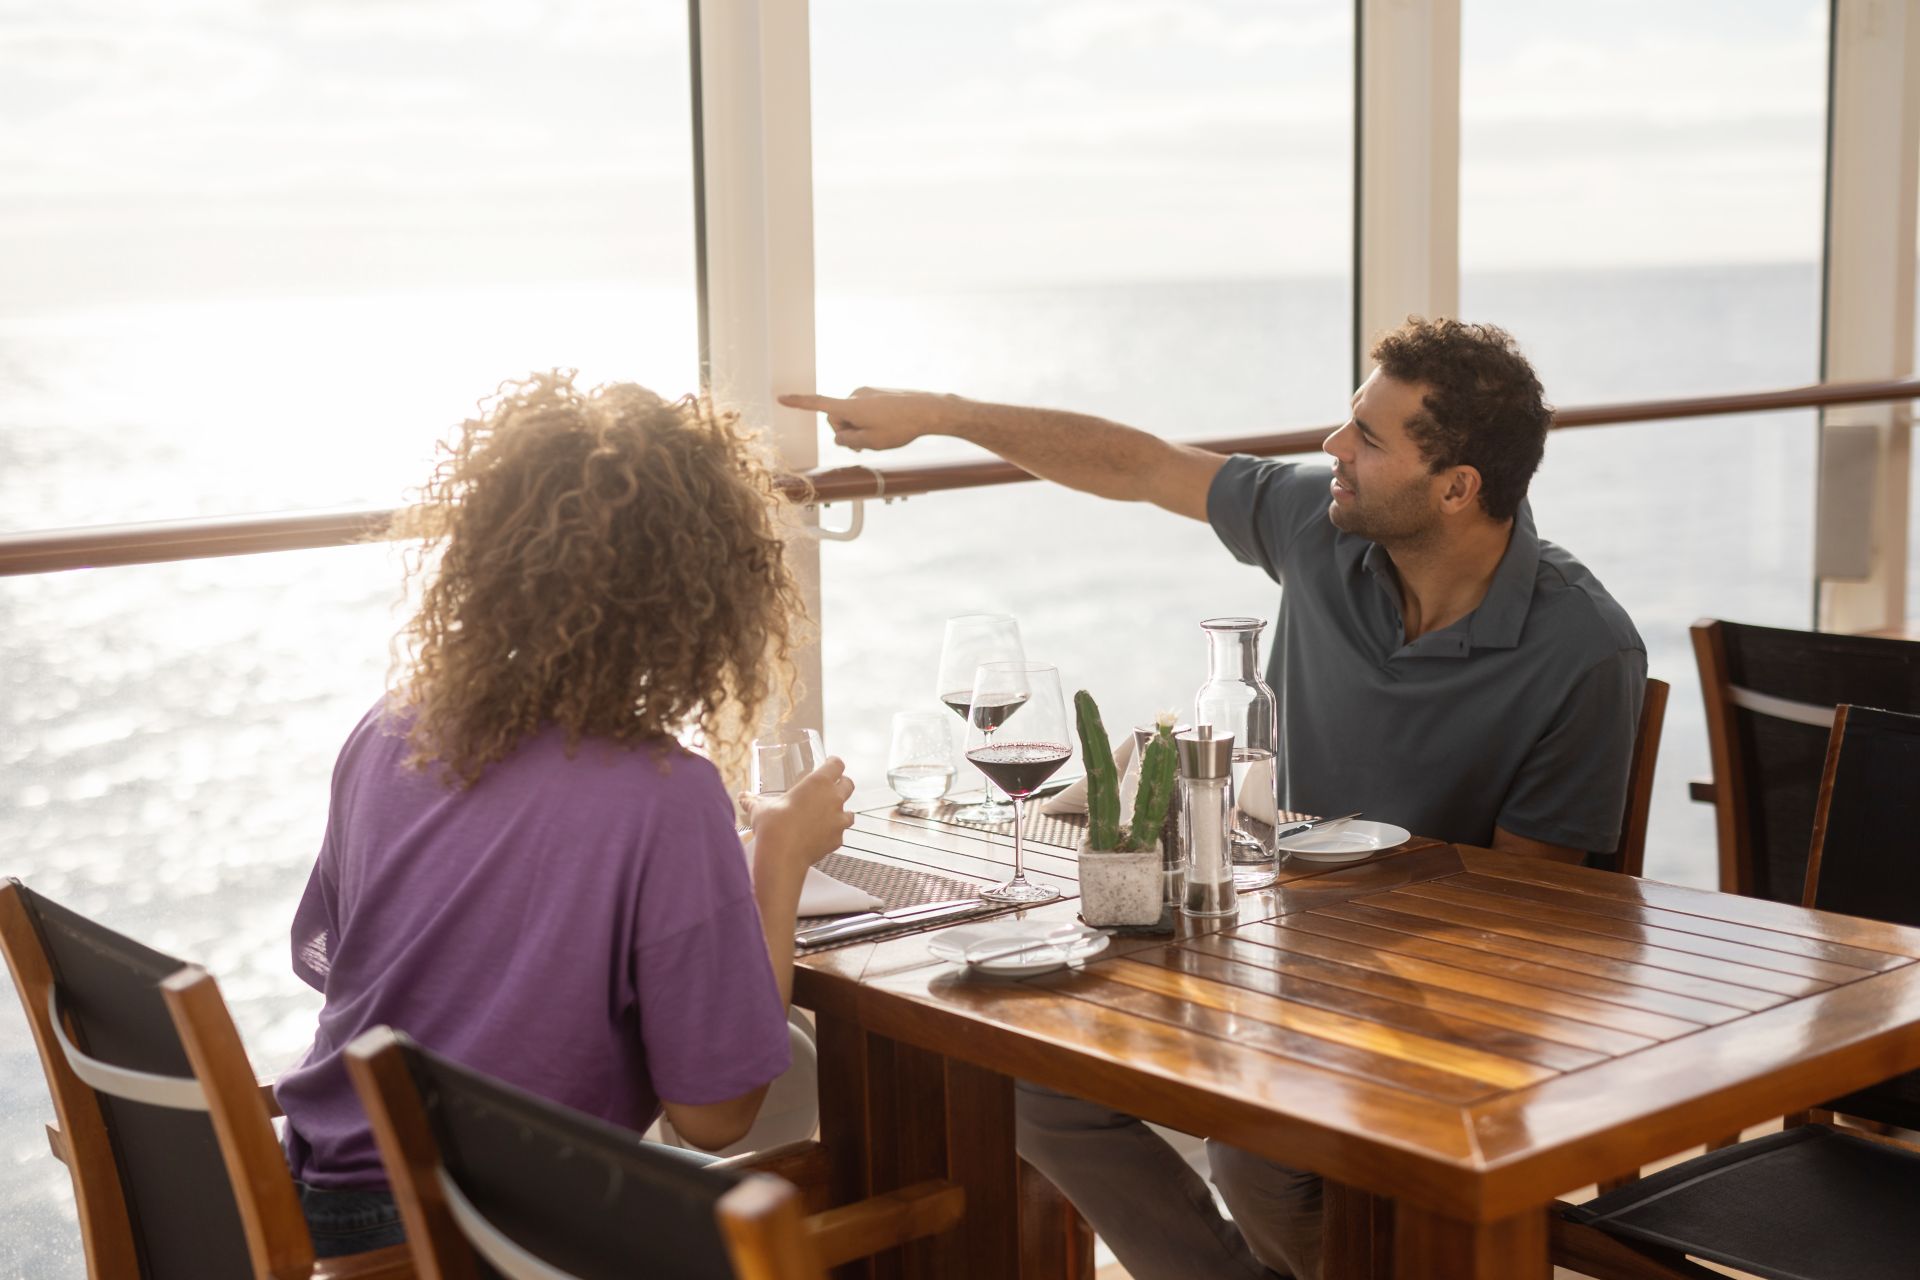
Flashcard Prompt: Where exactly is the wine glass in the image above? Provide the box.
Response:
[964,662,1068,904]
[887,711,955,817]
[751,727,825,796]
[936,613,1024,822]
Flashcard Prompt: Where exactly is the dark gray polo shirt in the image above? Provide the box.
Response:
[1208,457,1646,853]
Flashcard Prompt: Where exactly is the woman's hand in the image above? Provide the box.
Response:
[739,756,856,878]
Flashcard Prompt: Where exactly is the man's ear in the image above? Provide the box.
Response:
[1436,465,1483,516]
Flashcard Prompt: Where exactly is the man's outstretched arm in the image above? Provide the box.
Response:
[778,390,1226,522]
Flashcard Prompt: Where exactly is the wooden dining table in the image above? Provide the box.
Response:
[793,801,1920,1279]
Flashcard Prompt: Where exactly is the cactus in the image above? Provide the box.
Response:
[1074,689,1122,849]
[1121,724,1178,852]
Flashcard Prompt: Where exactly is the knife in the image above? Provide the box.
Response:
[1275,811,1363,841]
[796,898,985,946]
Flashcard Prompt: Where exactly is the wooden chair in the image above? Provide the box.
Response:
[345,1026,966,1280]
[1607,676,1669,877]
[0,879,410,1280]
[1553,704,1920,1280]
[1692,618,1920,901]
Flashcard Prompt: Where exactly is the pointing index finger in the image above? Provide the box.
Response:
[778,393,844,412]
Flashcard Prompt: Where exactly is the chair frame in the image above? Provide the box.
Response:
[0,881,408,1280]
[1553,702,1919,1279]
[345,1027,965,1280]
[1612,676,1669,878]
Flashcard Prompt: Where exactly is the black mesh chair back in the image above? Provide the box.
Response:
[398,1037,749,1280]
[1694,620,1920,902]
[1807,705,1920,1132]
[16,884,257,1279]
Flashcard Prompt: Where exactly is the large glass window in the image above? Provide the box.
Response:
[1,6,697,1272]
[0,3,698,530]
[810,0,1356,769]
[1460,1,1829,888]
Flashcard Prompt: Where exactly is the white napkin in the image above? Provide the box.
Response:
[798,864,883,916]
[1239,754,1279,826]
[1041,735,1136,816]
[742,836,883,916]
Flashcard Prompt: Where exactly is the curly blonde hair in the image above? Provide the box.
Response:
[390,370,808,786]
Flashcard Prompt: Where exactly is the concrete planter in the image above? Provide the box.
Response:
[1076,839,1164,927]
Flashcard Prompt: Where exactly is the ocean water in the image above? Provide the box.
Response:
[3,264,1913,1275]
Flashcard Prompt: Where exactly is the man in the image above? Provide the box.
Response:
[782,318,1645,1279]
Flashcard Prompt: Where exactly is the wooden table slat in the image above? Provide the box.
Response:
[1149,945,1613,1071]
[1351,892,1832,999]
[1184,933,1663,1057]
[1457,846,1920,960]
[1094,956,1560,1089]
[1221,922,1706,1042]
[1441,871,1910,972]
[1394,878,1884,983]
[1287,908,1775,1021]
[1035,970,1502,1104]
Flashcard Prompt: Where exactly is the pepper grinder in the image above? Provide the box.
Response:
[1136,721,1191,906]
[1176,725,1236,918]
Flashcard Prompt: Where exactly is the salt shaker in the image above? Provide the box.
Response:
[1176,725,1236,918]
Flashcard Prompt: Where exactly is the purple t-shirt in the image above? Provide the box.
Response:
[277,702,790,1189]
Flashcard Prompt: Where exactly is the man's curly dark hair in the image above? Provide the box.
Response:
[1371,318,1551,522]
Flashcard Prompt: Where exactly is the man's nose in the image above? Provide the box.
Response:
[1323,422,1354,461]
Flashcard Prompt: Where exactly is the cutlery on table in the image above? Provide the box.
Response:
[962,924,1110,967]
[795,897,984,946]
[1275,811,1364,841]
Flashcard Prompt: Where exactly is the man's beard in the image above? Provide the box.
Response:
[1328,477,1436,545]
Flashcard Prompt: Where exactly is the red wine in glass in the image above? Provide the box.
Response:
[966,742,1070,798]
[964,661,1067,905]
[936,615,1024,823]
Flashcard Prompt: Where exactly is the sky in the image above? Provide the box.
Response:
[0,0,1831,314]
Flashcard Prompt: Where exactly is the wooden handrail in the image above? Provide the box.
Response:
[5,375,1917,577]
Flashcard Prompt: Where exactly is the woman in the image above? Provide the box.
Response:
[274,372,852,1256]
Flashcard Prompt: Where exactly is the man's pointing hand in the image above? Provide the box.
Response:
[778,388,952,452]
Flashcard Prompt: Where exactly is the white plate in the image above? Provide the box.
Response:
[1277,819,1411,863]
[928,922,1110,976]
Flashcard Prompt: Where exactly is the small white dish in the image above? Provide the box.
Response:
[928,922,1109,976]
[1277,819,1411,863]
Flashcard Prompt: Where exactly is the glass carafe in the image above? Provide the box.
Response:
[1193,617,1279,889]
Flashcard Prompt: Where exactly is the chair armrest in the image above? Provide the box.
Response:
[715,1138,833,1211]
[46,1124,67,1166]
[806,1179,964,1269]
[311,1242,413,1280]
[1688,777,1716,804]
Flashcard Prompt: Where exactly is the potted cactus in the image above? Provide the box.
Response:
[1074,691,1177,926]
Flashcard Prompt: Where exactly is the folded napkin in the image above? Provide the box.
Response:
[1239,754,1278,826]
[741,835,884,916]
[799,865,884,916]
[1041,735,1136,816]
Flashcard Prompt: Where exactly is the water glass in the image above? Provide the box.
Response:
[887,711,955,817]
[751,727,825,795]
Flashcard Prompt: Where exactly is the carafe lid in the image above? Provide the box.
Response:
[1175,725,1233,779]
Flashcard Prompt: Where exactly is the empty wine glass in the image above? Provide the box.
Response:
[887,711,955,817]
[936,613,1024,822]
[964,662,1067,904]
[751,727,825,796]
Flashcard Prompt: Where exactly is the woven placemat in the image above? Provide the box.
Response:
[797,853,1023,951]
[923,800,1090,851]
